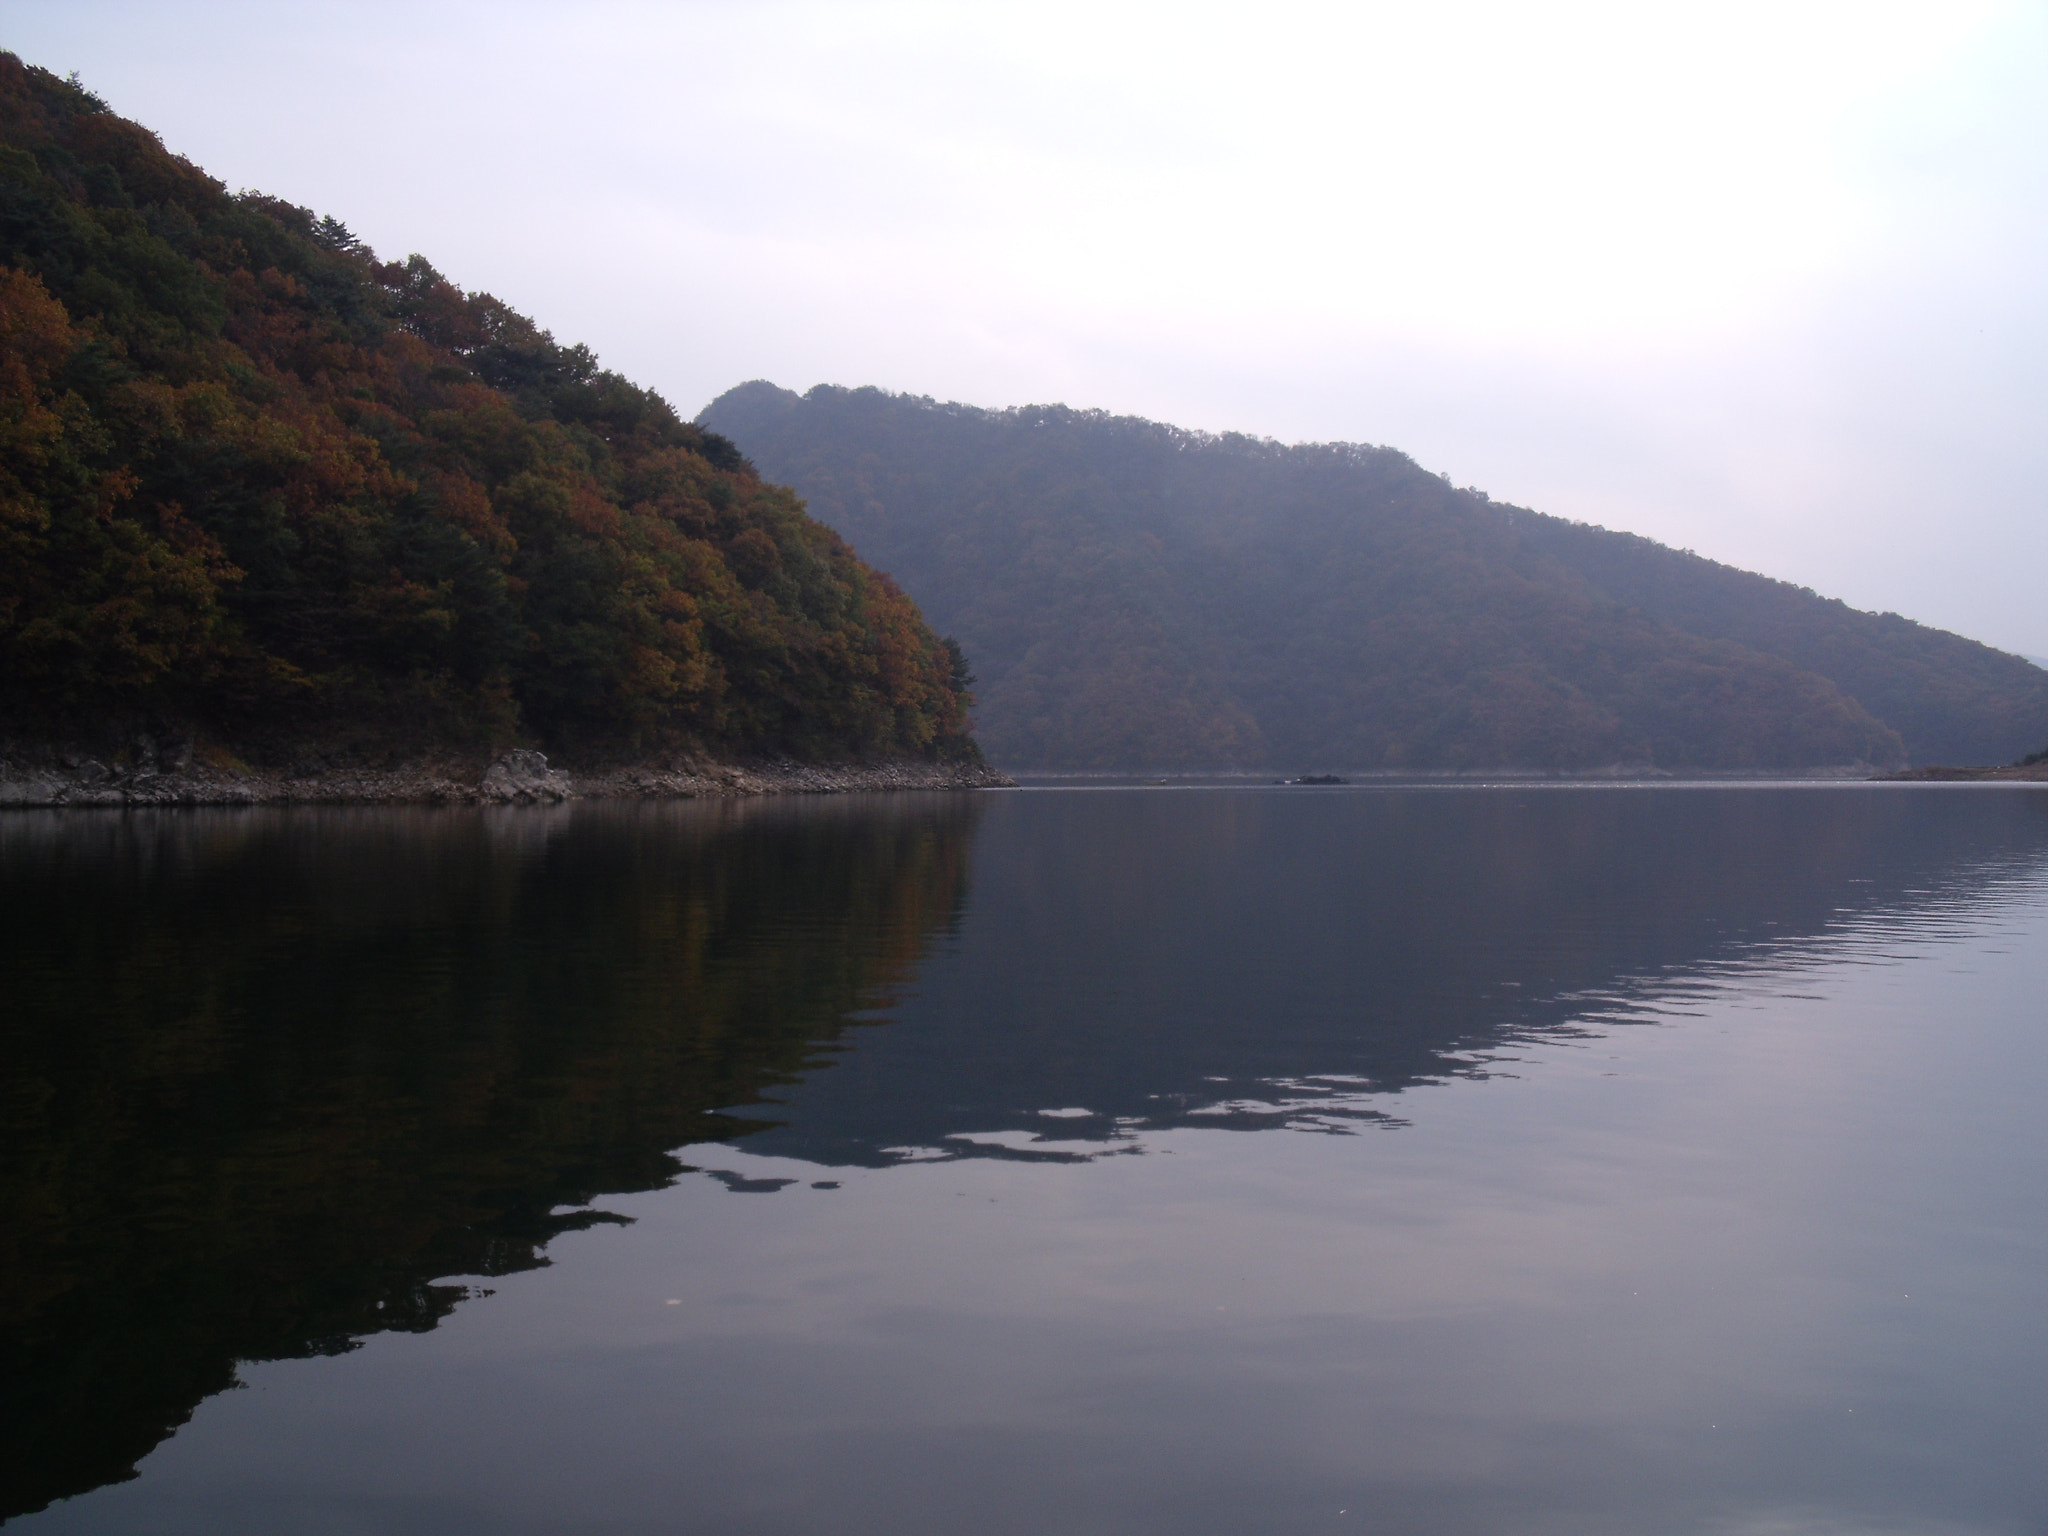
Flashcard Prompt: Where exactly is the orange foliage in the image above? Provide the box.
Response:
[0,53,977,762]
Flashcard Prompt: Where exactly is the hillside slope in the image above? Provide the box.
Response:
[701,382,2048,770]
[1508,519,2048,767]
[0,59,976,767]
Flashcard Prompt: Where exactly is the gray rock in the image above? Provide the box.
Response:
[0,770,68,807]
[480,749,571,803]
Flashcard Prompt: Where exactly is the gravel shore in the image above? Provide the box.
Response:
[0,747,1013,808]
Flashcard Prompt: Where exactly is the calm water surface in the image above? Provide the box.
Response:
[5,785,2047,1534]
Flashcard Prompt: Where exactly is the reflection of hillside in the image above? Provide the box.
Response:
[0,797,980,1522]
[8,789,2046,1522]
[737,788,2048,1165]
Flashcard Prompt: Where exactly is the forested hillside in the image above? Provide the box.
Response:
[702,382,2048,771]
[1508,520,2048,768]
[0,58,976,766]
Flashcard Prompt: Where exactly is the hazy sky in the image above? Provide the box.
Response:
[10,1,2046,656]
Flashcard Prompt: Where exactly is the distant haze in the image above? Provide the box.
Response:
[703,382,2048,771]
[9,1,2045,657]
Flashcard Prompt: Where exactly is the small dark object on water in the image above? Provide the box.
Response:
[1282,774,1348,786]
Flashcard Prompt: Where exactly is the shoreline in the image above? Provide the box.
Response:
[11,748,2045,806]
[1871,762,2048,783]
[0,749,1014,809]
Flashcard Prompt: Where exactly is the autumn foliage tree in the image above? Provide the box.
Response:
[0,55,977,763]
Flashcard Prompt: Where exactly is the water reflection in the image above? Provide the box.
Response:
[0,796,978,1520]
[3,786,2046,1524]
[737,787,2048,1162]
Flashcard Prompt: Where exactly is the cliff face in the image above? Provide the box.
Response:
[0,57,980,772]
[702,382,2048,771]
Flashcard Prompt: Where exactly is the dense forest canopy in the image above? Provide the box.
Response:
[701,382,2048,771]
[0,57,976,765]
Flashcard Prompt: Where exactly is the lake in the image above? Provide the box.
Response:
[5,784,2047,1534]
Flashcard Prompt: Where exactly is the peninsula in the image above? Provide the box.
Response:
[0,57,1002,805]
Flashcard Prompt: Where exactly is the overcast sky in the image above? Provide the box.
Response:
[11,1,2046,657]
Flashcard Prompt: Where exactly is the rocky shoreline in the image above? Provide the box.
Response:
[14,742,2046,805]
[0,747,1014,809]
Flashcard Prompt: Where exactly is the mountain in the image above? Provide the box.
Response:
[1507,519,2048,770]
[700,382,2048,771]
[0,58,976,767]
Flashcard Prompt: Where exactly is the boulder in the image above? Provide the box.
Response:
[479,750,572,803]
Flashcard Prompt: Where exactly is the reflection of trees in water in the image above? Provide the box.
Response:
[736,788,2048,1165]
[0,796,981,1521]
[6,788,2046,1520]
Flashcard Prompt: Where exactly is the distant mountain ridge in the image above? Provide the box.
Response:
[700,381,2048,771]
[1507,517,2048,769]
